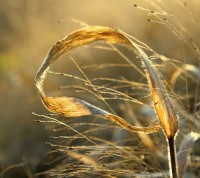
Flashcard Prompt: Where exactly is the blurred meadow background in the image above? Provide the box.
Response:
[0,0,200,177]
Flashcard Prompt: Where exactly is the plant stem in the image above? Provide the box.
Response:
[168,136,178,178]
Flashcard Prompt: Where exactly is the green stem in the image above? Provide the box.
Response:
[168,136,178,178]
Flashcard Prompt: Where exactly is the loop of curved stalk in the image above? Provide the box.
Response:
[35,26,181,177]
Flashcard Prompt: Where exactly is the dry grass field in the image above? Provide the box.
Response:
[0,1,199,177]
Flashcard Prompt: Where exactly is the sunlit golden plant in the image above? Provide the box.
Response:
[35,26,199,178]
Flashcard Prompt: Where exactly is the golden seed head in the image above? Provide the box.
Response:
[152,90,179,138]
[143,58,179,138]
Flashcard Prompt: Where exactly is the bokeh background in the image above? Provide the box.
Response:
[0,0,199,177]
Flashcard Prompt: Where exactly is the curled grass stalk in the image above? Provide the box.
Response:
[35,26,160,134]
[35,26,184,177]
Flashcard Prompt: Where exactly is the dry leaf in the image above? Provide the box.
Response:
[36,26,178,137]
[35,25,181,178]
